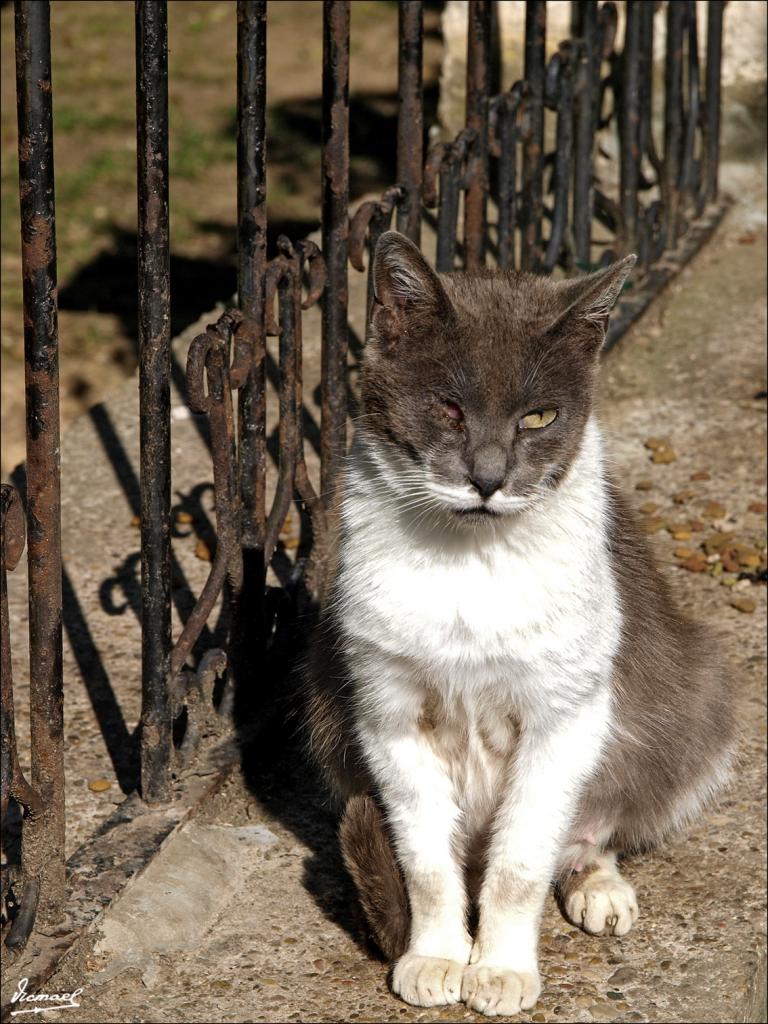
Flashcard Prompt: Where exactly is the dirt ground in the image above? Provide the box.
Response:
[0,0,443,475]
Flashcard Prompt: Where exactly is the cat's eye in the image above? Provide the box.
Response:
[443,402,464,424]
[519,408,558,430]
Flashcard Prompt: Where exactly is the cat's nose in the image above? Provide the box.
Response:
[469,444,506,499]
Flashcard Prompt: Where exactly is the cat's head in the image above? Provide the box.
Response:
[357,231,635,523]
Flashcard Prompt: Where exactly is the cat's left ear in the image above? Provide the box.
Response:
[371,231,454,348]
[549,254,636,347]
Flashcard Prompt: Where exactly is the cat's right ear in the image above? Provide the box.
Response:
[371,232,453,348]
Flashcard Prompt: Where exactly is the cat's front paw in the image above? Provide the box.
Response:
[391,954,465,1007]
[461,963,542,1016]
[565,871,639,936]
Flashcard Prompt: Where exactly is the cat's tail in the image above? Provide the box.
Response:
[340,794,410,961]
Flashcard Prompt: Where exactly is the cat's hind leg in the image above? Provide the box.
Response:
[558,850,639,937]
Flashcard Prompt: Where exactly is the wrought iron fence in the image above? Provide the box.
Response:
[1,0,728,970]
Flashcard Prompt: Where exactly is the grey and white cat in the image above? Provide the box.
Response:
[305,232,735,1016]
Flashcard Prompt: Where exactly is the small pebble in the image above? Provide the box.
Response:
[681,555,708,573]
[651,447,677,464]
[175,511,194,524]
[130,515,140,528]
[642,517,666,534]
[748,501,767,514]
[674,546,694,559]
[639,501,658,514]
[643,436,669,451]
[702,501,727,520]
[673,490,696,504]
[88,778,112,793]
[608,967,638,985]
[672,529,692,541]
[731,597,756,613]
[690,470,711,481]
[635,479,653,491]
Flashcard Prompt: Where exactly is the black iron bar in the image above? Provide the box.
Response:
[663,0,685,249]
[349,186,403,341]
[637,0,655,181]
[433,128,474,273]
[704,1,725,203]
[492,82,525,271]
[464,0,491,270]
[231,0,267,693]
[681,1,702,216]
[233,1,267,551]
[174,315,243,681]
[572,0,597,269]
[13,0,65,927]
[320,0,350,504]
[619,1,641,254]
[264,248,300,565]
[543,43,574,272]
[521,0,546,271]
[396,1,423,244]
[136,0,172,805]
[294,240,327,565]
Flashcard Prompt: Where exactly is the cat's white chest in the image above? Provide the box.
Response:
[344,531,610,680]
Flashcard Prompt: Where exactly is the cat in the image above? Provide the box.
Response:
[304,231,735,1016]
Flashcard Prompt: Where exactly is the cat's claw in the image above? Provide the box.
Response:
[565,871,639,936]
[461,964,542,1016]
[390,954,464,1007]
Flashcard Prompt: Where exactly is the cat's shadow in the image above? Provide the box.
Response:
[233,602,385,963]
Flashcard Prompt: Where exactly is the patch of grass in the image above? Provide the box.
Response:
[171,119,236,181]
[55,105,133,135]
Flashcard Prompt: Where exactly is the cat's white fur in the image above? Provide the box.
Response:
[334,415,628,1013]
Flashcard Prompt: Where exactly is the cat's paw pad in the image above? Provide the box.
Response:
[565,871,639,936]
[390,954,464,1007]
[461,964,542,1016]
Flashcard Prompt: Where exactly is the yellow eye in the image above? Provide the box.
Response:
[520,408,558,429]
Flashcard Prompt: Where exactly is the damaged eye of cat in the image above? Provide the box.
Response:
[520,408,558,429]
[443,401,464,424]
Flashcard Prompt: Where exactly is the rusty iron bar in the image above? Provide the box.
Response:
[619,1,641,254]
[13,0,65,928]
[637,1,657,180]
[136,0,172,805]
[543,42,575,273]
[233,1,267,550]
[172,310,244,682]
[684,1,704,209]
[293,240,327,560]
[264,244,300,565]
[1,484,45,958]
[320,0,349,505]
[396,1,423,244]
[490,82,526,271]
[349,185,405,341]
[680,0,704,217]
[464,0,491,270]
[704,1,725,203]
[572,1,598,269]
[261,237,328,569]
[232,0,267,689]
[422,128,475,273]
[663,0,685,250]
[520,0,546,271]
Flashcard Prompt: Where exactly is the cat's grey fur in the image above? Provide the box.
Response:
[304,232,735,1015]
